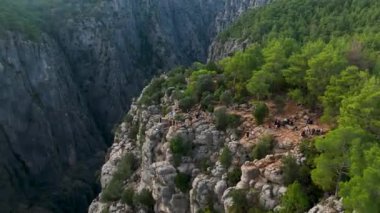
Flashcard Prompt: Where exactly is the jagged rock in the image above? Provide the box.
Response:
[190,174,219,213]
[109,202,134,213]
[263,163,283,184]
[237,162,260,189]
[214,180,228,201]
[308,196,344,213]
[170,194,190,213]
[88,201,108,213]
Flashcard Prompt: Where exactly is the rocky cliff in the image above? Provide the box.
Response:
[89,76,342,213]
[0,0,270,212]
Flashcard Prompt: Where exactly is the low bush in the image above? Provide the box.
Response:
[253,102,269,125]
[201,93,215,111]
[134,189,155,211]
[101,153,138,202]
[220,90,233,106]
[121,187,135,206]
[175,172,192,193]
[282,156,301,186]
[219,147,232,168]
[227,168,242,186]
[170,136,191,166]
[101,178,123,202]
[228,189,248,212]
[279,182,310,213]
[179,95,195,112]
[214,107,242,131]
[139,77,165,105]
[251,134,275,160]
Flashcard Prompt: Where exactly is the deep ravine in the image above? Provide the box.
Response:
[0,0,270,212]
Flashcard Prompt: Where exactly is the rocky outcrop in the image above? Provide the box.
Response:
[308,196,344,213]
[89,82,322,213]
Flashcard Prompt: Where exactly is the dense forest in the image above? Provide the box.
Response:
[138,0,380,212]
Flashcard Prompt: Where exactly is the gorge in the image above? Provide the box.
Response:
[0,0,269,212]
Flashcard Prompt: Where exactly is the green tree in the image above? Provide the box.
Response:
[321,66,369,123]
[246,70,273,99]
[339,77,380,137]
[280,182,309,213]
[340,145,380,213]
[305,41,348,104]
[311,127,373,193]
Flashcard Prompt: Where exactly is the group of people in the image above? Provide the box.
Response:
[301,126,323,137]
[273,118,295,128]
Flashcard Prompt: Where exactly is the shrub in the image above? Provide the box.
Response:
[170,136,191,166]
[282,156,300,186]
[253,102,269,125]
[194,74,215,100]
[228,189,248,212]
[129,122,139,140]
[214,107,230,131]
[121,187,135,206]
[227,168,242,186]
[101,178,123,202]
[251,134,275,160]
[170,136,191,156]
[101,153,138,202]
[179,95,195,112]
[139,77,165,105]
[220,90,233,106]
[134,189,155,211]
[219,147,232,168]
[123,114,134,123]
[201,93,215,111]
[174,172,192,193]
[228,114,241,129]
[214,107,241,131]
[280,182,310,213]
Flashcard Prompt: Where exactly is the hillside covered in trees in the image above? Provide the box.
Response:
[133,0,380,212]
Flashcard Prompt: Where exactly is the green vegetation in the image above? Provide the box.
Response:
[227,167,242,187]
[251,134,275,160]
[253,102,269,125]
[219,0,380,42]
[214,107,241,131]
[121,187,135,206]
[101,153,138,202]
[170,136,192,166]
[174,172,192,193]
[134,189,155,211]
[279,182,310,213]
[219,147,233,168]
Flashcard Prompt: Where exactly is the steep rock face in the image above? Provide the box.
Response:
[55,0,227,141]
[209,0,271,61]
[0,0,274,212]
[215,0,271,33]
[0,0,271,212]
[0,33,107,212]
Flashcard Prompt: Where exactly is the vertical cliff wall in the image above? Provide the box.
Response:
[0,0,270,212]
